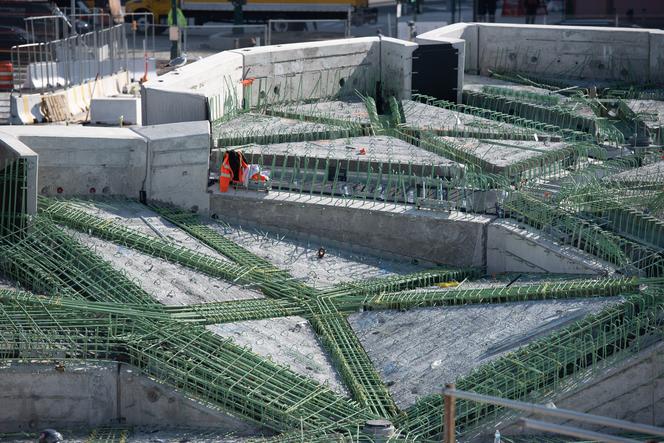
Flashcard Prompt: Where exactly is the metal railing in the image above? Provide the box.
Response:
[10,24,129,93]
[442,386,664,443]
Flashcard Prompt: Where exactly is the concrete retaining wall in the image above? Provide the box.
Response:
[210,190,488,268]
[0,121,210,213]
[420,23,664,84]
[232,38,380,108]
[0,361,262,434]
[143,37,417,125]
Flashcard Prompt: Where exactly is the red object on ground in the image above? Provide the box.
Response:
[359,148,366,155]
[0,62,13,92]
[241,78,255,86]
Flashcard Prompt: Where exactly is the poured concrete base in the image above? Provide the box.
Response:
[349,297,621,409]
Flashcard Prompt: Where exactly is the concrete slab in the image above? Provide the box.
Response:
[66,198,231,262]
[64,228,264,305]
[269,99,371,125]
[210,189,490,267]
[208,220,428,288]
[212,112,346,147]
[218,135,462,180]
[401,100,538,139]
[348,297,621,408]
[208,317,348,396]
[434,136,569,172]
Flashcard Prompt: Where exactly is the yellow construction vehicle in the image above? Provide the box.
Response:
[125,0,392,32]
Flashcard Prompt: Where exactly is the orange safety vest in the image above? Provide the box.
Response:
[219,153,233,192]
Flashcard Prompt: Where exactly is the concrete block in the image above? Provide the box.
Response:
[90,95,142,126]
[141,87,208,126]
[210,190,489,267]
[132,121,211,213]
[1,125,146,198]
[380,37,418,99]
[418,22,477,74]
[0,131,39,216]
[487,219,613,275]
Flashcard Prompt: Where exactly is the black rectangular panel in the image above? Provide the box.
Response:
[411,43,459,102]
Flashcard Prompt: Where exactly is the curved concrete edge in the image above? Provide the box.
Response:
[0,360,265,435]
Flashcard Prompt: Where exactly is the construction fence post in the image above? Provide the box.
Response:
[444,383,456,443]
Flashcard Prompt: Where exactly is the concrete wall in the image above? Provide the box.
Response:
[132,121,211,213]
[210,190,488,267]
[232,38,380,108]
[0,132,38,216]
[421,23,664,84]
[486,219,613,275]
[143,37,418,125]
[142,51,243,125]
[380,37,418,100]
[0,122,210,213]
[0,361,263,434]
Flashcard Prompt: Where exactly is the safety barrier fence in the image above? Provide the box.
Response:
[11,24,128,93]
[395,289,664,440]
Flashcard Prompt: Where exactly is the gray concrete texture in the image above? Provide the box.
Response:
[209,316,348,396]
[212,112,344,146]
[209,219,428,289]
[270,99,372,124]
[64,228,264,305]
[210,189,490,268]
[0,361,263,435]
[348,297,621,409]
[401,100,537,137]
[435,136,569,170]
